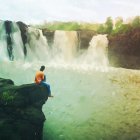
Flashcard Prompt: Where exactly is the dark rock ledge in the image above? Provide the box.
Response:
[0,78,49,140]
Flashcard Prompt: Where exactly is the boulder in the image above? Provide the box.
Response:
[0,78,48,140]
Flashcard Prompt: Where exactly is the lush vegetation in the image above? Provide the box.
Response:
[34,16,140,35]
[0,91,14,103]
[34,21,100,31]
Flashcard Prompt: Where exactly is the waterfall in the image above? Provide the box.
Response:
[78,34,109,70]
[47,33,109,71]
[52,30,78,63]
[10,22,25,60]
[0,21,109,71]
[0,21,9,61]
[0,21,49,62]
[26,27,49,61]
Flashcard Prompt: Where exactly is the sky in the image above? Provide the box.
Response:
[0,0,140,24]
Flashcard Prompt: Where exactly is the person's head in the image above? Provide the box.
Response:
[40,65,45,71]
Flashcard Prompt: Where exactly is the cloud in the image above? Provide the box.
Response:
[0,0,140,23]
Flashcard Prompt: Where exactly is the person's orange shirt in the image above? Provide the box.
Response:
[35,71,44,84]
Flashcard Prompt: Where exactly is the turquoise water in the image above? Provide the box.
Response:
[43,68,140,140]
[0,62,140,140]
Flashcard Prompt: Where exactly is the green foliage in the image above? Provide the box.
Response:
[0,91,14,102]
[49,22,80,30]
[112,24,131,35]
[32,16,140,35]
[34,22,100,31]
[104,17,113,34]
[115,17,123,29]
[131,16,140,28]
[97,24,105,34]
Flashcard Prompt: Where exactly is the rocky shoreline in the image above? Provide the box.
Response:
[0,78,48,140]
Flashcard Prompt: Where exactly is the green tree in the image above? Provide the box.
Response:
[105,17,113,34]
[115,17,123,29]
[97,24,105,34]
[132,16,140,27]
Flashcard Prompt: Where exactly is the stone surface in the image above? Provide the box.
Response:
[108,27,140,69]
[16,21,28,56]
[42,29,55,47]
[0,78,48,140]
[77,30,96,49]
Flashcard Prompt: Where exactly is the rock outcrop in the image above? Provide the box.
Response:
[108,27,140,69]
[0,78,48,140]
[77,30,96,49]
[16,21,28,56]
[42,29,55,47]
[4,20,13,60]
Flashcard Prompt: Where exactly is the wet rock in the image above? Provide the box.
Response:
[4,20,13,60]
[16,21,28,56]
[77,31,96,49]
[42,29,55,47]
[0,78,48,140]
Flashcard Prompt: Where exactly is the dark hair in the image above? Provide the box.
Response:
[40,65,45,71]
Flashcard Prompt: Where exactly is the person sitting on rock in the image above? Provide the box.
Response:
[35,65,53,97]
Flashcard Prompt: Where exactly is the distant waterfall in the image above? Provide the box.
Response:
[45,32,109,70]
[10,22,25,60]
[26,27,49,61]
[79,35,109,68]
[0,21,9,61]
[0,21,109,70]
[0,20,49,62]
[52,30,78,62]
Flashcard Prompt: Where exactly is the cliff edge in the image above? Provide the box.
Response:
[0,78,48,140]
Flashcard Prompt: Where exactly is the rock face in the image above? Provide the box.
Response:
[16,21,28,56]
[77,31,96,49]
[0,78,48,140]
[42,29,96,49]
[108,27,140,69]
[42,29,55,47]
[4,20,13,60]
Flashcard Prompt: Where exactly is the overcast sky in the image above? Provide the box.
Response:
[0,0,140,24]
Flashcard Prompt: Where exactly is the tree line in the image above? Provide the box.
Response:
[34,16,140,35]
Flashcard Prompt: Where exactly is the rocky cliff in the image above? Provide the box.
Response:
[0,78,48,140]
[108,27,140,69]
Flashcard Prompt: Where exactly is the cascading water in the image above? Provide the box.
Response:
[46,31,109,71]
[0,20,109,70]
[50,30,78,63]
[10,22,25,60]
[0,21,9,61]
[77,34,109,71]
[26,27,49,61]
[0,21,49,62]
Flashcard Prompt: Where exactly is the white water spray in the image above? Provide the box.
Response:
[0,21,9,61]
[47,33,109,71]
[26,27,49,61]
[77,34,109,71]
[0,23,109,71]
[11,22,25,60]
[51,30,78,63]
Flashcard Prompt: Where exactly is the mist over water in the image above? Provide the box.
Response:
[0,24,140,140]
